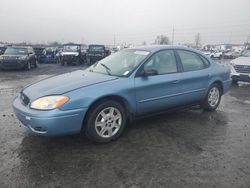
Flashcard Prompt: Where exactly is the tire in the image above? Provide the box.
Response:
[85,100,127,143]
[211,55,214,58]
[25,62,31,70]
[60,60,65,66]
[202,83,222,111]
[34,60,38,68]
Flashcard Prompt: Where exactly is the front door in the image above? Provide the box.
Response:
[135,50,183,115]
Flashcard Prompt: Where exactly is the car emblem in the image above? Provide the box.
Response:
[243,65,248,69]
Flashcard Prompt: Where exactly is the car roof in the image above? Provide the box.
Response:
[130,45,202,54]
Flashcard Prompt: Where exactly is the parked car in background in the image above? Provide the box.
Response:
[224,50,241,59]
[230,50,250,84]
[0,46,37,70]
[111,47,119,54]
[33,47,45,63]
[60,44,86,66]
[0,46,6,55]
[203,50,223,59]
[39,47,58,64]
[87,44,111,65]
[13,46,231,143]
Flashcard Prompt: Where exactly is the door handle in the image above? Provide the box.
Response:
[172,80,180,84]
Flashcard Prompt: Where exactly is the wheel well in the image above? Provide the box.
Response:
[82,95,131,130]
[213,80,223,93]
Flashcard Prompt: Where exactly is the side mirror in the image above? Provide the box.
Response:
[141,69,158,76]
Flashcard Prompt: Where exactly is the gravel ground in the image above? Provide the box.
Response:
[0,61,250,188]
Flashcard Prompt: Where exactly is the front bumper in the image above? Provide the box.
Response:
[231,73,250,82]
[0,60,27,69]
[13,96,87,136]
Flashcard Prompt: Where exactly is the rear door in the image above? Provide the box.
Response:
[175,50,210,104]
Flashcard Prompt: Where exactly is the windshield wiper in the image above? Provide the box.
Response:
[100,63,111,75]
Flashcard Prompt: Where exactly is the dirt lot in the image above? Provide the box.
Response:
[0,62,250,188]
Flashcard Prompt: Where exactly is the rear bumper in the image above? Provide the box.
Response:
[13,96,87,136]
[0,60,27,69]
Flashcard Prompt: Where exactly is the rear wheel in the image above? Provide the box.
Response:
[85,100,127,143]
[203,83,222,111]
[34,60,38,68]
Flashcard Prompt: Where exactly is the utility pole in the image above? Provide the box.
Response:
[113,34,116,47]
[228,32,232,44]
[172,25,175,45]
[246,36,250,49]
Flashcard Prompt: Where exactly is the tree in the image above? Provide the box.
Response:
[195,33,201,47]
[142,41,147,45]
[154,35,169,45]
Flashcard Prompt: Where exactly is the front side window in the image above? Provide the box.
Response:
[177,50,205,72]
[144,50,177,74]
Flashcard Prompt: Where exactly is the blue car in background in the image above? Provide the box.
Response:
[13,46,231,143]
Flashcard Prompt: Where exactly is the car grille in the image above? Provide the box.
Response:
[234,65,250,74]
[20,92,30,106]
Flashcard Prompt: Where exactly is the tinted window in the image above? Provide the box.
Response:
[178,50,205,71]
[144,50,177,74]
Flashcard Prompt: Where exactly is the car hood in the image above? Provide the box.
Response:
[22,70,118,101]
[232,57,250,65]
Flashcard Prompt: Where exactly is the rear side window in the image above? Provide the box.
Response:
[144,50,177,74]
[177,50,206,72]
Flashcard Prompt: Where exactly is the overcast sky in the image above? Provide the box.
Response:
[0,0,250,45]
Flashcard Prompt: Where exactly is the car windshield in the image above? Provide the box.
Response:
[4,47,28,55]
[63,45,79,52]
[89,46,105,52]
[242,50,250,57]
[90,49,150,77]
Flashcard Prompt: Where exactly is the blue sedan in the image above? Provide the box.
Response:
[13,46,231,143]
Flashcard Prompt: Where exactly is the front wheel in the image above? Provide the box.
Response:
[85,100,127,143]
[202,83,222,111]
[25,61,31,70]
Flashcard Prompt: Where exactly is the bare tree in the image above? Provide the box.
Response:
[195,33,201,47]
[142,41,147,45]
[154,35,169,45]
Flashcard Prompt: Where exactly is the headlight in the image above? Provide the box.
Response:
[18,56,28,60]
[30,96,69,110]
[75,52,79,56]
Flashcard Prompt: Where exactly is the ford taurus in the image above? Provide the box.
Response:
[13,46,231,143]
